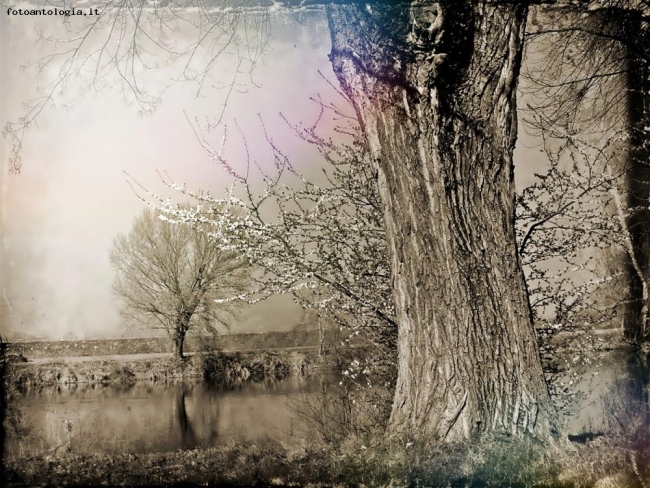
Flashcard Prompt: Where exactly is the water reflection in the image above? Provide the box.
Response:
[5,378,321,459]
[565,348,650,437]
[175,385,198,449]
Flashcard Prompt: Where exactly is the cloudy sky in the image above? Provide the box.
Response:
[0,4,547,340]
[0,5,346,339]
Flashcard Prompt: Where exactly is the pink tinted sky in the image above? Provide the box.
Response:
[0,7,546,340]
[0,8,342,339]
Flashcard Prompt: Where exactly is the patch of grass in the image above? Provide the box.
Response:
[5,427,650,487]
[7,338,172,359]
[4,438,323,487]
[317,434,566,487]
[6,330,342,360]
[0,435,592,487]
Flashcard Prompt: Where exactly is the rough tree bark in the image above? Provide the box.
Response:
[623,8,650,344]
[327,1,555,441]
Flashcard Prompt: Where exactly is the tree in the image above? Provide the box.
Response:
[164,98,632,400]
[516,135,627,329]
[523,1,650,343]
[325,2,555,441]
[110,208,250,359]
[157,110,398,386]
[0,333,6,478]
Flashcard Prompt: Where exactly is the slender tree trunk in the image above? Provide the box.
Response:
[173,326,187,360]
[173,307,195,360]
[327,1,555,442]
[623,9,650,344]
[318,317,325,356]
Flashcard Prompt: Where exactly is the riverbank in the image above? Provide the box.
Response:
[6,350,317,390]
[4,334,649,487]
[4,432,647,487]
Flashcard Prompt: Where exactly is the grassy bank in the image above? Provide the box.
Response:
[6,350,317,390]
[4,433,648,487]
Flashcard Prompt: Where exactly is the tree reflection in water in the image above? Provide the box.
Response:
[173,384,198,450]
[6,377,317,458]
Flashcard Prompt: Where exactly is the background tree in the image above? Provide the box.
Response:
[110,208,250,359]
[523,0,650,343]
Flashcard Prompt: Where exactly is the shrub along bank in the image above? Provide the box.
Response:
[6,350,317,390]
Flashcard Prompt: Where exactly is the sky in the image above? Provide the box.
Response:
[0,5,343,339]
[0,4,548,340]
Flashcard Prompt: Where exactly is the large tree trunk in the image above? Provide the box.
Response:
[327,1,555,442]
[623,9,650,345]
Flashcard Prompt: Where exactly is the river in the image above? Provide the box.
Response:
[6,378,325,459]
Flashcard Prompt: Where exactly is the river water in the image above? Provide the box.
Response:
[6,378,324,459]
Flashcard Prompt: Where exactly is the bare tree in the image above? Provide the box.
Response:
[516,135,627,328]
[156,108,398,385]
[523,1,650,343]
[110,208,250,359]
